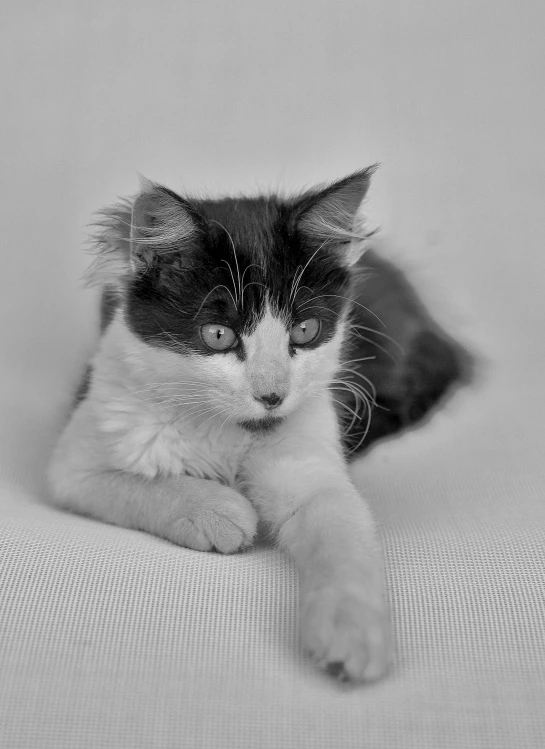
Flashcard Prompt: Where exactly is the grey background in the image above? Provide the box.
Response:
[1,0,543,404]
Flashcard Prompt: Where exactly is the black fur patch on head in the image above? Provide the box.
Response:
[123,190,354,356]
[87,171,471,451]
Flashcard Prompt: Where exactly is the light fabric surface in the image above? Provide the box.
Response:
[3,369,545,749]
[1,2,545,747]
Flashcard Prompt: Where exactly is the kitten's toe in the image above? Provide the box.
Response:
[202,490,259,553]
[301,585,392,684]
[170,485,258,554]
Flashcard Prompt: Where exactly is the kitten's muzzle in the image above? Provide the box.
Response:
[254,392,283,410]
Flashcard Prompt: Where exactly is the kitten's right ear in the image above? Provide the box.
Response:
[293,166,378,266]
[130,178,202,273]
[85,179,203,287]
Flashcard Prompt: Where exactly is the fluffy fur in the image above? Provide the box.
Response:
[48,168,469,684]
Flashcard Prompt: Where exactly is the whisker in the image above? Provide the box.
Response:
[154,323,185,349]
[216,408,235,436]
[329,397,361,434]
[127,383,217,396]
[127,391,216,403]
[293,285,314,302]
[335,366,377,399]
[290,240,329,303]
[193,283,237,319]
[129,380,214,388]
[349,323,405,353]
[220,258,239,308]
[341,355,377,365]
[128,388,214,397]
[345,328,399,363]
[241,280,267,308]
[348,399,373,454]
[196,405,232,432]
[210,219,242,306]
[164,402,221,430]
[289,265,301,303]
[240,263,264,307]
[331,376,374,402]
[319,295,386,327]
[330,380,376,414]
[295,304,345,318]
[131,396,213,408]
[162,296,190,318]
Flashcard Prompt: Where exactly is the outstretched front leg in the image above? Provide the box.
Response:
[243,397,392,683]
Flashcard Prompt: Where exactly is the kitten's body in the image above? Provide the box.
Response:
[48,169,468,683]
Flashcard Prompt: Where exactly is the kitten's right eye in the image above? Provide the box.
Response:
[200,324,238,351]
[290,318,321,345]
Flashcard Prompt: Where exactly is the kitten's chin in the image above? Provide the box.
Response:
[237,415,285,433]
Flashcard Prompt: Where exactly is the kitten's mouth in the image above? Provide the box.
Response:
[237,415,285,433]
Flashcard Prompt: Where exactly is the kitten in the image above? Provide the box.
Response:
[47,168,468,683]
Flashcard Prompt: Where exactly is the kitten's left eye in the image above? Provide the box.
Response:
[290,318,321,345]
[200,324,238,351]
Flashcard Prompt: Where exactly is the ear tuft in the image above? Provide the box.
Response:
[84,199,133,288]
[130,181,201,272]
[296,165,379,266]
[84,179,201,288]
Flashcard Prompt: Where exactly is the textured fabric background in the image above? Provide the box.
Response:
[1,2,545,747]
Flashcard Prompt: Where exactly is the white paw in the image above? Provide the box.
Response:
[170,483,258,554]
[300,584,392,683]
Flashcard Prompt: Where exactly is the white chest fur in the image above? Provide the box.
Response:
[88,317,253,484]
[95,393,253,484]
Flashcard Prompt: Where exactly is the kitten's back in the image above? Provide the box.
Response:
[337,250,472,456]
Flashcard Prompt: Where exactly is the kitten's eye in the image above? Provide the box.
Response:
[200,324,238,351]
[290,318,321,345]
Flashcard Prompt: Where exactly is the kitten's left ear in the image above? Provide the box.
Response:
[130,178,203,273]
[295,166,378,266]
[85,177,203,288]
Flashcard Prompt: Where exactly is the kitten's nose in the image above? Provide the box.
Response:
[255,392,283,409]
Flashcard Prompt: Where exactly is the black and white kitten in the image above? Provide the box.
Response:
[47,168,467,683]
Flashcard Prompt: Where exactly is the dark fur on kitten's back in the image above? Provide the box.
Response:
[336,250,472,455]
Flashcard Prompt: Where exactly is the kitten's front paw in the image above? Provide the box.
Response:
[300,584,392,683]
[170,483,258,554]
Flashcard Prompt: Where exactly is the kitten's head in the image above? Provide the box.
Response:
[89,168,377,430]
